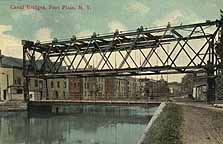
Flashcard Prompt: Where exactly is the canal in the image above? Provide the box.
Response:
[0,105,157,144]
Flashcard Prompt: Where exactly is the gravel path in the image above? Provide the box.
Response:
[181,105,223,144]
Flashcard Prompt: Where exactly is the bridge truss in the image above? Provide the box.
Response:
[23,17,223,102]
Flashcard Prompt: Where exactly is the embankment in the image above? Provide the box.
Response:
[138,103,183,144]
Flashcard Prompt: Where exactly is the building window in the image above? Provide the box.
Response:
[16,89,23,94]
[17,77,22,85]
[55,91,59,99]
[64,81,67,88]
[57,81,60,88]
[51,81,54,88]
[63,91,66,99]
[39,80,43,88]
[35,80,38,87]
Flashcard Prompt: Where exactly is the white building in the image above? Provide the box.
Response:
[0,53,69,101]
[82,77,105,100]
[47,79,69,100]
[191,73,207,101]
[0,54,24,101]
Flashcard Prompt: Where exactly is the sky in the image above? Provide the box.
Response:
[0,0,222,81]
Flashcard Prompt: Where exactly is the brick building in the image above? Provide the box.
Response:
[68,77,82,100]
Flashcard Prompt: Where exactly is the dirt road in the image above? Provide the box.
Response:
[181,105,223,144]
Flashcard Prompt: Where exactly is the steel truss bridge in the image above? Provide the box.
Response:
[23,16,223,102]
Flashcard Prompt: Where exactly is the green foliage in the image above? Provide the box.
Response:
[143,103,183,144]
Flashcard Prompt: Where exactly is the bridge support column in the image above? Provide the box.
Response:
[45,78,49,100]
[22,40,34,111]
[24,77,29,101]
[207,34,216,103]
[23,44,30,111]
[207,61,215,103]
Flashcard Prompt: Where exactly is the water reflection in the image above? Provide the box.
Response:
[0,105,156,144]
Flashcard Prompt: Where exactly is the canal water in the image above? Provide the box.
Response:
[0,105,157,144]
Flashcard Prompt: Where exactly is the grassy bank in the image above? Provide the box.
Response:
[143,103,183,144]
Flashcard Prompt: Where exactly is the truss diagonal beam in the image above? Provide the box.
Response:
[22,18,223,78]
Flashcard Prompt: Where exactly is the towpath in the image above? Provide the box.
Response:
[178,103,223,144]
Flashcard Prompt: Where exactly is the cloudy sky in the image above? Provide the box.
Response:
[0,0,222,81]
[0,0,222,57]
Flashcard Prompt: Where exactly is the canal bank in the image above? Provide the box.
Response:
[138,103,183,144]
[0,101,27,112]
[139,102,223,144]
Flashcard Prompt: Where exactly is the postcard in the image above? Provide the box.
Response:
[0,0,223,144]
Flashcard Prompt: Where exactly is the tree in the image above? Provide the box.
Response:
[181,74,195,97]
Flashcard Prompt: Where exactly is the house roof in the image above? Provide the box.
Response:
[0,55,23,69]
[0,54,67,72]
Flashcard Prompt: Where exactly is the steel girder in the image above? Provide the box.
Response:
[23,19,223,79]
